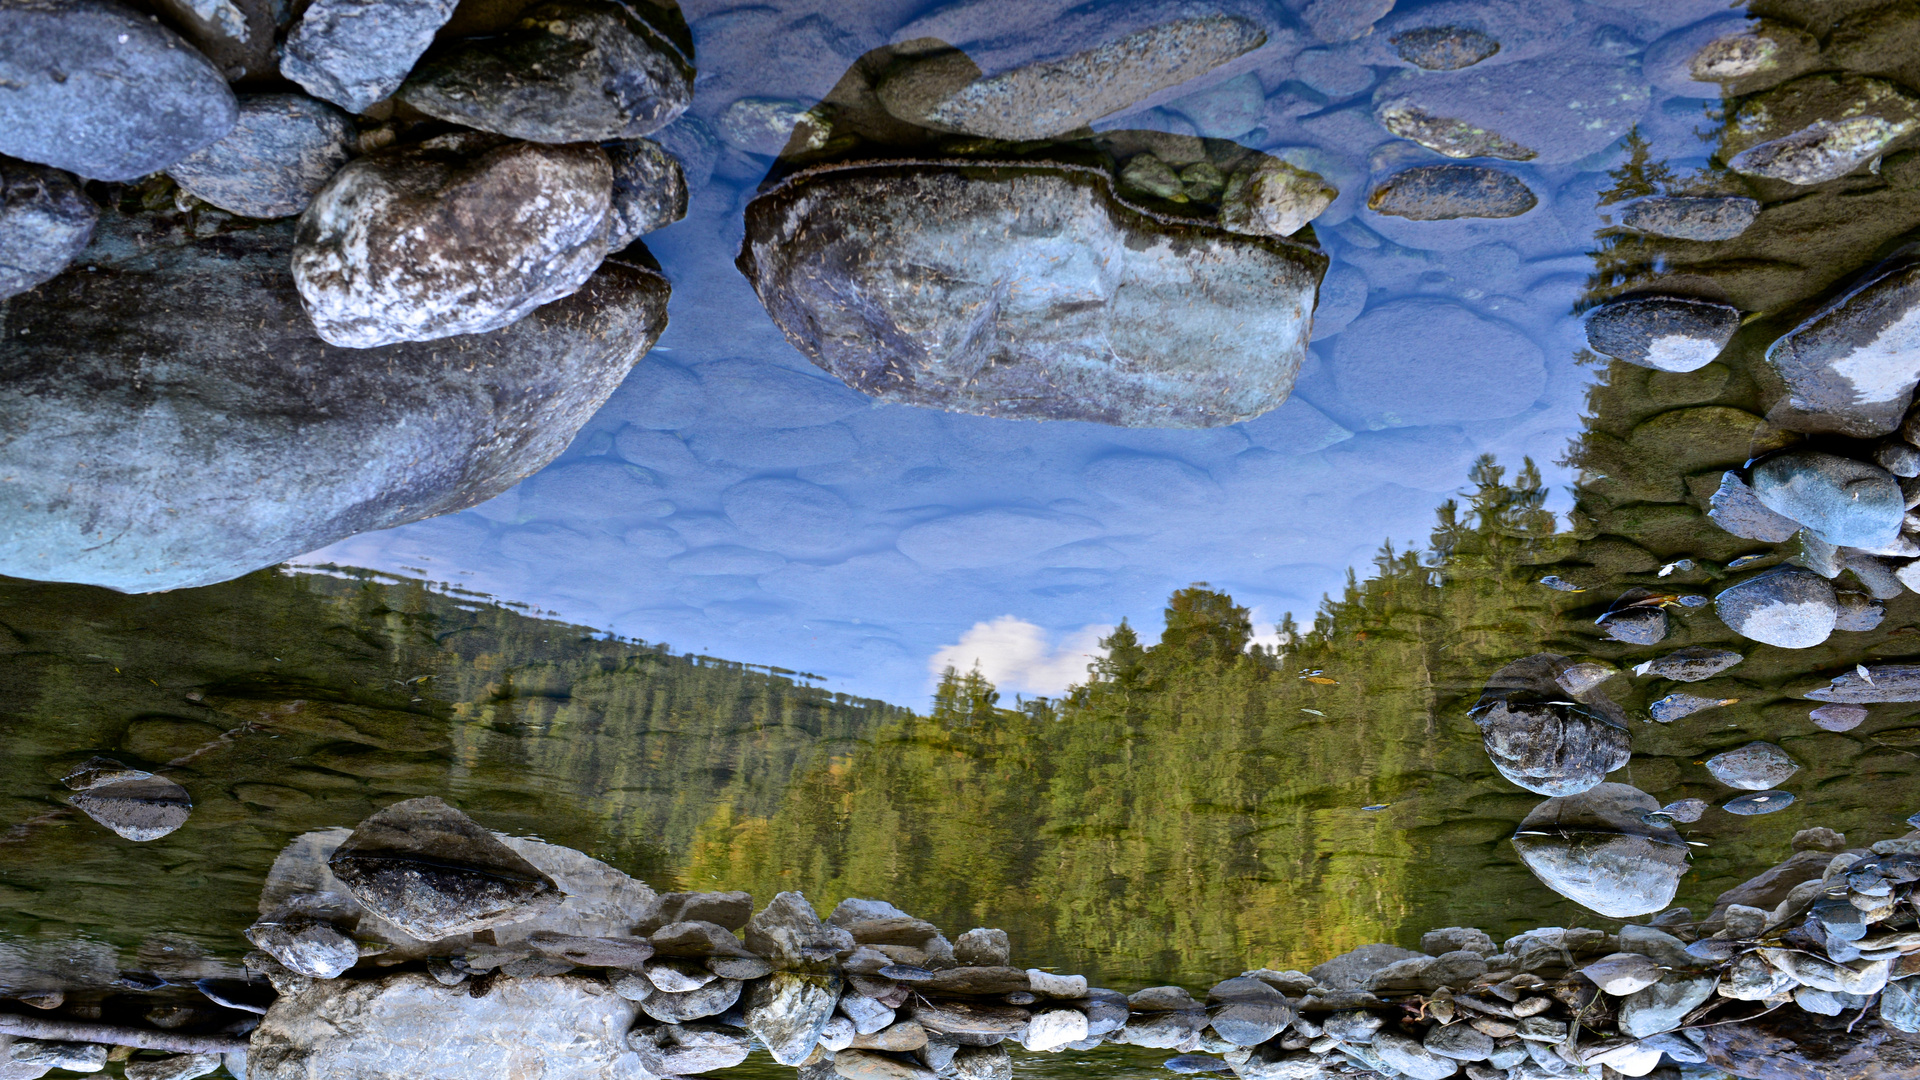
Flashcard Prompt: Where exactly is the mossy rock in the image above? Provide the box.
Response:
[1590,502,1750,560]
[232,783,315,809]
[306,743,446,781]
[1627,406,1766,478]
[122,717,227,761]
[1644,364,1733,410]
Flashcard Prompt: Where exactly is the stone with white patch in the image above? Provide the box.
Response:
[1715,566,1837,648]
[1767,259,1920,438]
[1584,295,1740,372]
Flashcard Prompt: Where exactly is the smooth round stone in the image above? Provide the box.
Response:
[1714,567,1837,649]
[1706,742,1800,790]
[1164,1055,1230,1074]
[1750,450,1904,549]
[1584,296,1741,372]
[1724,790,1796,815]
[1810,704,1868,731]
[1618,195,1759,241]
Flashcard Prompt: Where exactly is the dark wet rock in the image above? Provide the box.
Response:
[1301,0,1389,43]
[1420,928,1493,956]
[605,139,687,251]
[650,921,755,957]
[1725,75,1920,185]
[1391,27,1499,71]
[1470,654,1631,797]
[1649,692,1735,723]
[1751,451,1904,549]
[917,967,1029,995]
[1554,663,1616,696]
[1694,1002,1920,1078]
[1762,950,1891,995]
[1877,440,1920,477]
[739,161,1325,428]
[1633,647,1742,682]
[166,95,355,220]
[829,899,943,946]
[747,892,855,969]
[872,14,1267,142]
[7,1041,107,1073]
[280,0,459,113]
[1765,261,1920,439]
[0,0,237,182]
[328,797,560,941]
[1309,944,1424,992]
[122,1054,219,1080]
[1366,165,1536,220]
[953,929,1009,967]
[1372,60,1647,164]
[1372,1030,1459,1079]
[1422,1023,1491,1061]
[243,921,359,980]
[1725,790,1796,815]
[1706,742,1801,791]
[1618,195,1759,241]
[643,891,754,933]
[1808,664,1920,703]
[397,1,691,143]
[1511,783,1689,919]
[1598,605,1667,645]
[1584,296,1740,373]
[250,972,650,1080]
[911,999,1031,1038]
[0,159,96,302]
[1835,590,1887,631]
[293,136,612,348]
[63,761,192,842]
[1810,704,1869,731]
[628,1022,752,1075]
[523,931,655,969]
[1205,978,1293,1046]
[1709,471,1802,543]
[1715,567,1838,649]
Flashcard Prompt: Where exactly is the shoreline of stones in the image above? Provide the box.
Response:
[11,798,1920,1080]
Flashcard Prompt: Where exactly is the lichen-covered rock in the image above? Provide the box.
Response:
[1470,654,1631,797]
[0,158,95,301]
[1372,59,1648,164]
[397,1,692,143]
[1715,567,1838,648]
[606,139,687,250]
[1643,15,1820,96]
[1584,296,1740,373]
[328,797,561,940]
[738,161,1326,427]
[0,206,663,592]
[1218,159,1337,237]
[0,0,237,181]
[873,14,1266,141]
[293,135,612,348]
[1725,75,1920,185]
[1367,165,1536,220]
[166,94,356,219]
[1765,260,1920,438]
[280,0,459,113]
[1511,784,1689,919]
[1617,195,1758,241]
[249,973,649,1080]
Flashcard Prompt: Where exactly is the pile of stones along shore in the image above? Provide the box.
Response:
[9,798,1920,1080]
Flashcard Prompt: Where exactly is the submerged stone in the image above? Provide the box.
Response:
[1511,783,1689,919]
[738,161,1326,427]
[397,1,692,143]
[1724,790,1795,815]
[1705,742,1800,791]
[62,759,192,842]
[1765,261,1920,438]
[0,158,96,302]
[0,0,237,181]
[328,797,561,941]
[1751,451,1904,549]
[0,208,665,592]
[245,920,360,979]
[1372,59,1647,164]
[1725,75,1920,185]
[1714,567,1838,649]
[1391,26,1500,71]
[1366,165,1536,220]
[1617,196,1759,242]
[1584,296,1740,373]
[1470,654,1630,797]
[1809,703,1869,730]
[1633,647,1742,682]
[1708,471,1802,543]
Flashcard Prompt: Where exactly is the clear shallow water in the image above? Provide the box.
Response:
[9,0,1920,1076]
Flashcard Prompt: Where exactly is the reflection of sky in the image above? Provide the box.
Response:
[303,0,1732,705]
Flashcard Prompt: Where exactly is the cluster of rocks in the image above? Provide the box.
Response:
[0,0,689,592]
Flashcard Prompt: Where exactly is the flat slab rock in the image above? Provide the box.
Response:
[738,161,1326,427]
[249,972,651,1080]
[0,207,666,593]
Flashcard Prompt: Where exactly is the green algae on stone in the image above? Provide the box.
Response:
[1724,74,1920,185]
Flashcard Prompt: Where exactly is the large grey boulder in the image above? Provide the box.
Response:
[1308,944,1424,991]
[1765,260,1920,438]
[875,10,1267,141]
[0,158,96,301]
[1204,977,1293,1046]
[166,94,356,219]
[746,971,842,1066]
[328,797,562,941]
[738,161,1326,427]
[1750,450,1903,549]
[1511,783,1689,919]
[0,0,237,181]
[1714,566,1838,649]
[249,973,650,1080]
[280,0,459,113]
[1583,296,1740,373]
[397,1,692,143]
[1725,74,1920,185]
[1469,654,1631,797]
[0,206,665,592]
[293,134,612,348]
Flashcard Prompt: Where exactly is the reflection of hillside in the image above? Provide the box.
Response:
[0,571,906,956]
